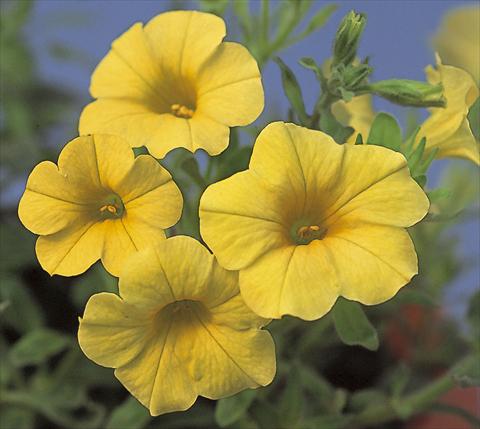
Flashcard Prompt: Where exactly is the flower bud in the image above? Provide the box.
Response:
[332,11,366,67]
[366,79,446,107]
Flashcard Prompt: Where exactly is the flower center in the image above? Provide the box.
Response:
[98,194,124,219]
[171,103,195,119]
[291,222,328,245]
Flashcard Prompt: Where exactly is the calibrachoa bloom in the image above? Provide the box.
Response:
[417,55,479,165]
[331,94,375,144]
[199,122,429,320]
[18,135,182,277]
[78,236,276,416]
[433,5,480,83]
[79,10,263,159]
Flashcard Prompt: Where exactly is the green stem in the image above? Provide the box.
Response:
[354,355,477,428]
[261,0,269,48]
[310,91,338,129]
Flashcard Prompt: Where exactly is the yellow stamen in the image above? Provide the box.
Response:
[298,225,320,238]
[100,204,118,215]
[171,103,194,119]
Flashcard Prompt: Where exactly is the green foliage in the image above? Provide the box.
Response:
[215,390,256,427]
[275,57,309,125]
[366,112,402,151]
[9,329,71,367]
[332,298,379,351]
[106,397,151,429]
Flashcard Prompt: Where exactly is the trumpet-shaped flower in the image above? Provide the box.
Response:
[78,10,263,159]
[18,135,182,277]
[199,122,429,320]
[78,236,275,416]
[433,5,480,83]
[417,55,479,165]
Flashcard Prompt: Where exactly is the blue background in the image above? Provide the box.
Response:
[21,0,480,319]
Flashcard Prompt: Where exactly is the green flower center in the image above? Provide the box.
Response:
[171,103,195,118]
[98,194,124,219]
[291,221,328,245]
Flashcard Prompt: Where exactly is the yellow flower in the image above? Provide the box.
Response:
[18,135,182,277]
[331,94,375,144]
[433,5,480,83]
[417,55,479,165]
[78,236,275,416]
[199,122,429,320]
[78,10,263,159]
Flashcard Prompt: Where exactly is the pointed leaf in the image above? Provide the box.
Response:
[367,112,402,151]
[332,298,379,351]
[215,390,257,428]
[275,57,309,125]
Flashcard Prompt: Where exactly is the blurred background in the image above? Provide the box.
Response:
[0,1,479,428]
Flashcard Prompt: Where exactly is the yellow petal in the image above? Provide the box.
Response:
[114,304,195,415]
[101,219,139,277]
[240,244,340,320]
[331,94,375,144]
[196,42,264,126]
[89,23,164,102]
[36,222,105,276]
[428,60,479,114]
[326,223,418,304]
[144,10,226,80]
[79,236,275,416]
[79,100,161,150]
[200,171,289,270]
[180,306,275,401]
[322,144,430,227]
[78,293,150,368]
[18,161,96,236]
[418,59,479,162]
[433,5,480,82]
[188,112,230,155]
[432,118,479,165]
[120,154,183,229]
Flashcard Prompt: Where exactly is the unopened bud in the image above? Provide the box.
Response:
[365,79,446,107]
[332,11,366,67]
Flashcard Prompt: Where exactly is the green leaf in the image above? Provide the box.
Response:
[299,57,322,80]
[303,414,353,429]
[106,396,151,429]
[389,364,411,398]
[350,389,387,411]
[298,365,332,398]
[10,329,71,367]
[215,390,257,428]
[180,155,206,188]
[407,136,426,173]
[427,188,452,204]
[319,109,354,143]
[366,112,402,151]
[274,57,309,125]
[71,263,117,309]
[279,364,304,427]
[332,298,379,351]
[395,288,436,307]
[0,276,45,333]
[0,406,35,429]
